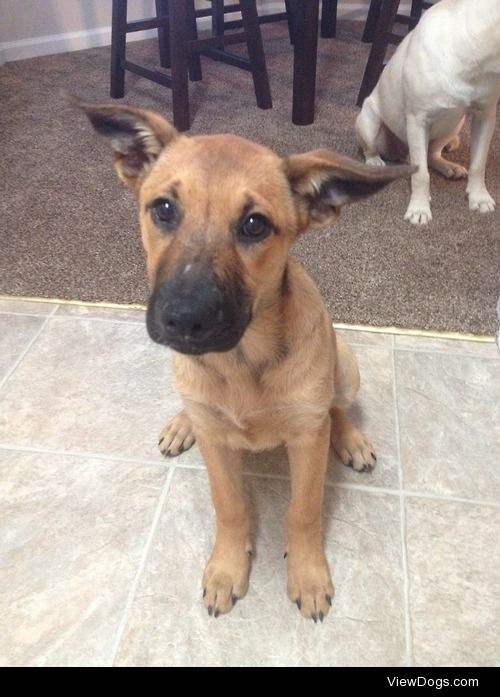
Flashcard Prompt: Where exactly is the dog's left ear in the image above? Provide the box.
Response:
[284,149,416,231]
[68,96,177,192]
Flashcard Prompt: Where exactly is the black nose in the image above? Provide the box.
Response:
[146,269,251,354]
[161,301,214,340]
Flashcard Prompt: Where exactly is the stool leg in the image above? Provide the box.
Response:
[169,0,190,131]
[285,0,296,45]
[208,0,226,62]
[409,0,424,30]
[239,0,272,110]
[110,0,127,98]
[187,0,202,81]
[156,0,171,69]
[212,0,226,36]
[321,0,337,39]
[357,0,400,106]
[362,0,383,43]
[291,0,319,126]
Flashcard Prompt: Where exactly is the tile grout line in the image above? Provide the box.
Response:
[393,346,499,359]
[391,335,414,668]
[1,442,499,509]
[0,310,145,326]
[0,304,59,393]
[107,465,176,667]
[50,315,145,326]
[0,442,165,467]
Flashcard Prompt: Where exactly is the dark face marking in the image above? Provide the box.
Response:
[146,261,253,355]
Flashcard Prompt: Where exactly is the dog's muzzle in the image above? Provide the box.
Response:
[146,271,251,355]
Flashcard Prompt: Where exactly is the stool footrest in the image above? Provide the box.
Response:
[187,32,248,52]
[123,60,173,88]
[201,49,252,71]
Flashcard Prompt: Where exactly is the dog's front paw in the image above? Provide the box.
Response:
[404,202,432,225]
[287,549,334,623]
[467,190,496,213]
[202,540,252,618]
[331,424,376,473]
[158,409,195,457]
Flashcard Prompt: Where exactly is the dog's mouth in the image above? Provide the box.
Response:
[147,322,249,355]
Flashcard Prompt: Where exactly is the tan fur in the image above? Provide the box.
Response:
[79,100,414,621]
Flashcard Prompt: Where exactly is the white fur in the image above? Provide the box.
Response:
[355,0,500,225]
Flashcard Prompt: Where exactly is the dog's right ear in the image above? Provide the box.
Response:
[68,97,177,191]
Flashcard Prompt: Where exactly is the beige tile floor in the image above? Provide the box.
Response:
[0,297,498,667]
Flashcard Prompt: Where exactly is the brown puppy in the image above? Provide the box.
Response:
[79,101,414,622]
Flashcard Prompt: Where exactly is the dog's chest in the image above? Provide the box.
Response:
[452,72,500,107]
[185,380,301,449]
[176,360,329,450]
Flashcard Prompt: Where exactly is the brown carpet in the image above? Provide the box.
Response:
[1,21,499,334]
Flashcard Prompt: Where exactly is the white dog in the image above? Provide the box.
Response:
[355,0,500,224]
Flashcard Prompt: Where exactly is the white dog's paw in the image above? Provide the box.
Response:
[365,155,386,167]
[404,203,432,225]
[468,191,496,213]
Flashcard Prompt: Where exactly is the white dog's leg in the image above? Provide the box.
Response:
[429,118,468,180]
[355,100,386,167]
[467,105,497,213]
[405,114,432,225]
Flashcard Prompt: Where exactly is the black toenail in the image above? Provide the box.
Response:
[208,606,213,616]
[295,598,301,610]
[202,588,206,598]
[319,612,324,622]
[158,437,164,446]
[325,594,332,606]
[232,595,238,606]
[283,552,287,559]
[214,609,220,618]
[311,613,318,623]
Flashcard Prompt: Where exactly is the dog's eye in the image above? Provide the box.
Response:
[151,198,178,229]
[239,214,272,243]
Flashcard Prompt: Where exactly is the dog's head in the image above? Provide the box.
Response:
[78,101,414,355]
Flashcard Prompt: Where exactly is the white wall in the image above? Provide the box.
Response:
[0,0,388,64]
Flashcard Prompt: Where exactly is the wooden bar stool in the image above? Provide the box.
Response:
[357,0,435,106]
[110,0,272,132]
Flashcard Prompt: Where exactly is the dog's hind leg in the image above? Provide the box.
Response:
[429,117,468,180]
[331,332,360,410]
[330,333,376,473]
[158,409,195,457]
[355,98,387,167]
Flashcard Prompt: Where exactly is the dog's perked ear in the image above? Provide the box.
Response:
[69,97,177,191]
[284,149,416,232]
